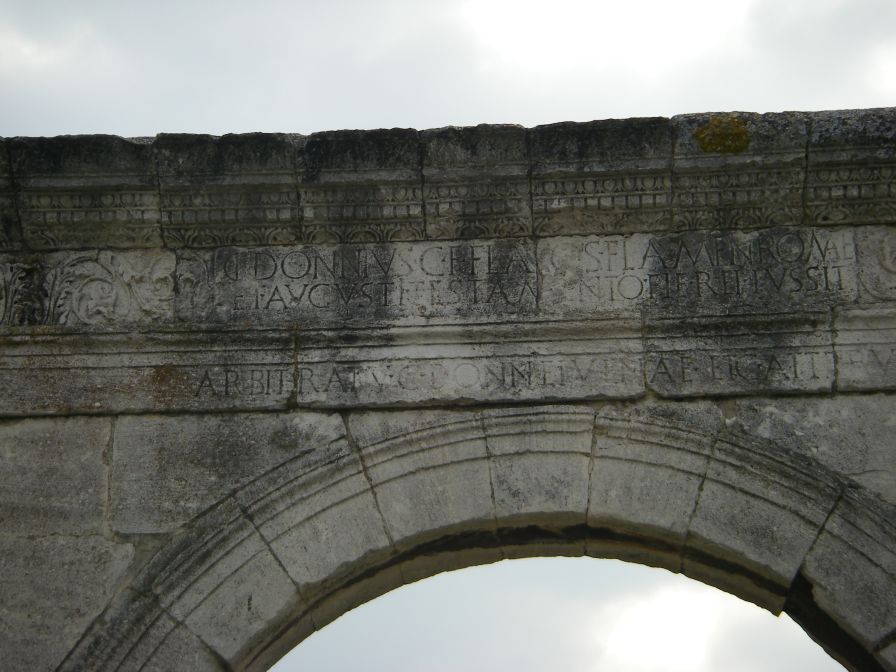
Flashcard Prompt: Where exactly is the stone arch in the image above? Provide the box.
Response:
[3,109,896,672]
[58,404,896,672]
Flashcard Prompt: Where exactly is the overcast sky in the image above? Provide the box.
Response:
[3,1,889,669]
[1,0,894,137]
[280,558,845,672]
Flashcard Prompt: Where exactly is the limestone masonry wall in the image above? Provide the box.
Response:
[0,109,894,672]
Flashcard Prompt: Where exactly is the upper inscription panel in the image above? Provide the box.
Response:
[0,226,871,330]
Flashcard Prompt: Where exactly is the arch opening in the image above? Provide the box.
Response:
[272,556,847,672]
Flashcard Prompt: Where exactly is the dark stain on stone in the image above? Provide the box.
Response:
[694,115,751,154]
[149,365,191,403]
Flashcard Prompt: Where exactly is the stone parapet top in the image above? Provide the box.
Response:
[0,108,893,251]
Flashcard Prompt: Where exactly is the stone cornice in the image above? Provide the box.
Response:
[1,108,893,251]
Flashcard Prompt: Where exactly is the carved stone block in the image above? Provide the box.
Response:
[110,411,342,533]
[856,225,896,302]
[0,332,294,416]
[834,308,896,391]
[156,133,302,247]
[685,435,841,611]
[530,117,672,236]
[672,112,807,230]
[42,249,176,327]
[0,147,21,251]
[348,409,495,548]
[8,136,162,249]
[807,108,896,227]
[0,535,134,672]
[482,406,594,526]
[299,129,424,242]
[294,327,643,407]
[0,416,109,535]
[540,227,857,320]
[174,238,538,328]
[422,124,531,239]
[645,313,834,397]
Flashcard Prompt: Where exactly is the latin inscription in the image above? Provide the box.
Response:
[174,228,859,328]
[295,354,641,398]
[208,240,539,320]
[541,228,857,315]
[648,350,827,385]
[646,348,833,396]
[189,348,646,404]
[193,367,289,397]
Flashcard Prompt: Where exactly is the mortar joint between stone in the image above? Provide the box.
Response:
[339,410,397,549]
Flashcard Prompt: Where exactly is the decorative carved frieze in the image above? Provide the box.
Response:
[672,112,807,231]
[156,133,303,247]
[8,136,162,249]
[530,117,673,236]
[807,108,896,227]
[300,129,425,242]
[422,125,531,239]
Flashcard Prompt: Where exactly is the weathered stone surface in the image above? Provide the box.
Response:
[422,124,530,239]
[42,249,175,327]
[299,128,423,242]
[730,395,896,505]
[645,313,834,397]
[177,530,300,665]
[530,117,672,236]
[348,409,495,547]
[156,133,302,247]
[0,534,133,672]
[0,144,20,251]
[111,411,344,533]
[835,308,896,391]
[686,435,841,610]
[72,593,226,672]
[482,406,593,527]
[0,416,109,535]
[801,488,896,649]
[7,135,161,249]
[880,641,896,669]
[0,332,294,416]
[0,248,175,329]
[232,422,394,600]
[538,226,857,321]
[807,108,896,227]
[133,615,226,672]
[672,112,807,230]
[588,407,718,569]
[856,225,896,303]
[143,498,303,667]
[173,237,539,328]
[295,326,643,406]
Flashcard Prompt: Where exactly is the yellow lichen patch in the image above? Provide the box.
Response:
[693,115,751,154]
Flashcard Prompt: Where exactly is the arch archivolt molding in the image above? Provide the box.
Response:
[59,404,895,672]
